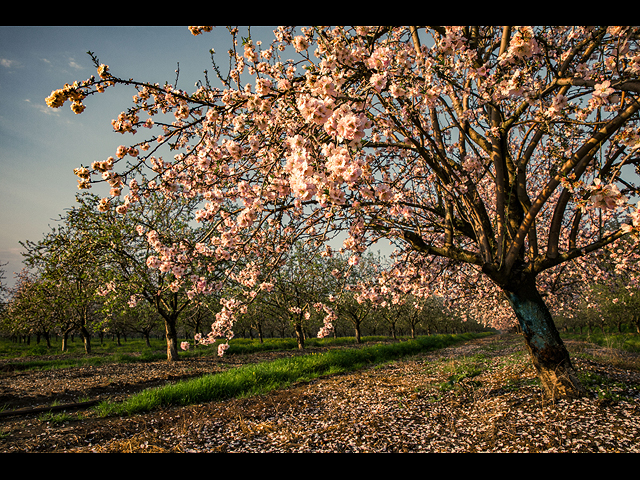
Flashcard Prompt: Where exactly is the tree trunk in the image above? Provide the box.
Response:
[257,323,264,343]
[79,326,92,355]
[503,274,588,401]
[294,321,305,350]
[164,317,179,361]
[61,327,73,353]
[354,323,362,344]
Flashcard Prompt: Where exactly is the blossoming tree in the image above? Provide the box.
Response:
[76,192,227,361]
[248,242,336,349]
[47,26,640,399]
[21,217,107,354]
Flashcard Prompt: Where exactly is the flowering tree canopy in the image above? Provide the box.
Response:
[47,26,640,399]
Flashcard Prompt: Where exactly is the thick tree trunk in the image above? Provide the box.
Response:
[389,322,398,340]
[61,326,73,353]
[503,275,589,401]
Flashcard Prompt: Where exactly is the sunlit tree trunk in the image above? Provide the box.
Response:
[502,274,588,400]
[79,325,92,355]
[163,314,179,361]
[294,319,305,350]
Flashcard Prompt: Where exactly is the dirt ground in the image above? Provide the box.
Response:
[1,333,639,453]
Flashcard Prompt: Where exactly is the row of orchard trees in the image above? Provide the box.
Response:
[229,244,485,350]
[1,192,227,360]
[3,192,638,359]
[0,192,486,359]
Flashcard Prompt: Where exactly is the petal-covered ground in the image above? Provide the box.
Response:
[1,333,639,453]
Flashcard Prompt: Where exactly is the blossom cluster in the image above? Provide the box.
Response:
[45,81,86,113]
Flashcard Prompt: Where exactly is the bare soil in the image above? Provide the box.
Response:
[1,333,639,453]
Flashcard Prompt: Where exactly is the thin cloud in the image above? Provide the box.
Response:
[68,58,84,70]
[1,58,20,68]
[24,98,59,116]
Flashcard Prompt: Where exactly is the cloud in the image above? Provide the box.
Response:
[1,58,20,68]
[24,98,59,116]
[68,58,84,70]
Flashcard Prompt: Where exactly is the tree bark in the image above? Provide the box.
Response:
[164,316,179,361]
[502,274,589,401]
[61,326,73,353]
[79,325,92,355]
[294,318,305,350]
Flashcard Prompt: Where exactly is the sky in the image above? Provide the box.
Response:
[0,26,402,292]
[0,26,278,288]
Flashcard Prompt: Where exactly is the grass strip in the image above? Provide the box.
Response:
[95,332,489,417]
[2,350,168,372]
[1,335,416,371]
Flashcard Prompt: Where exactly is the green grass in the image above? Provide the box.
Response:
[38,411,74,426]
[561,331,640,353]
[94,332,491,417]
[577,369,640,402]
[437,354,487,391]
[0,337,169,359]
[0,349,169,372]
[0,334,459,372]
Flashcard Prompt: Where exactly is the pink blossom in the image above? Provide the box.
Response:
[593,80,614,101]
[370,73,387,93]
[255,78,273,96]
[217,342,230,357]
[225,139,243,159]
[367,46,392,70]
[588,179,627,210]
[389,83,406,98]
[146,256,161,269]
[292,35,309,52]
[506,26,540,60]
[127,295,140,307]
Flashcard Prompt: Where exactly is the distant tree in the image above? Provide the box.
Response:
[254,243,334,349]
[73,192,228,361]
[20,210,109,354]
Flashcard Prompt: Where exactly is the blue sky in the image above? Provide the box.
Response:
[0,26,270,287]
[0,26,399,290]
